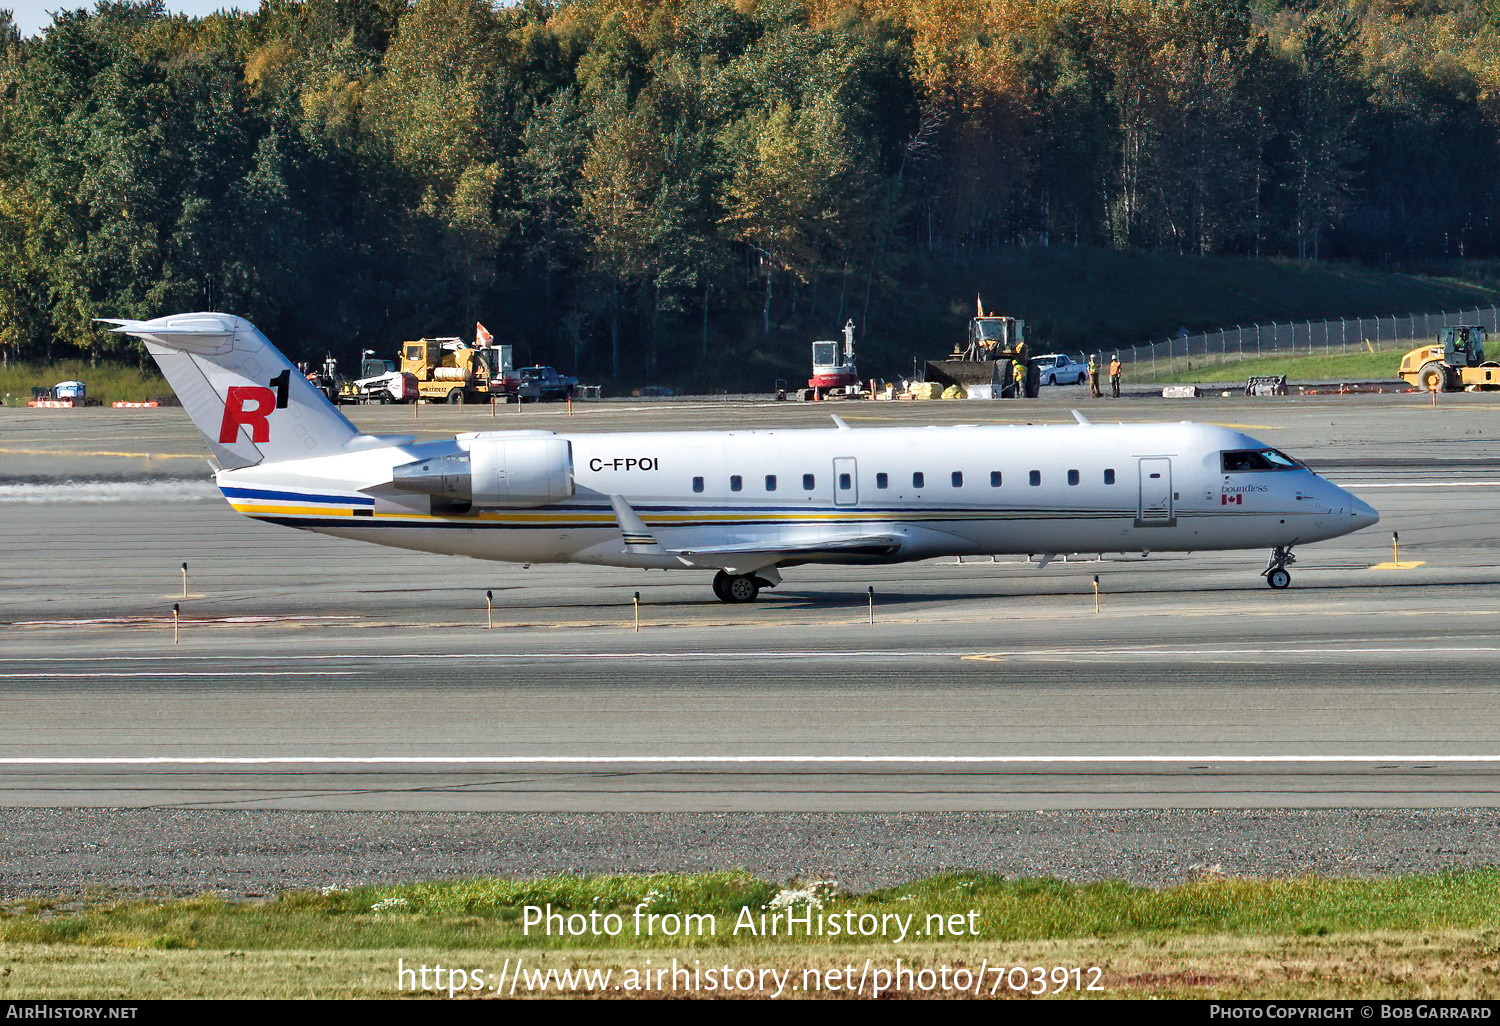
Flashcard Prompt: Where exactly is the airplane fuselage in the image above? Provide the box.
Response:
[217,421,1372,569]
[102,311,1378,602]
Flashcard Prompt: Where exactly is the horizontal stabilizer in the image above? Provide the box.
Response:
[103,313,360,469]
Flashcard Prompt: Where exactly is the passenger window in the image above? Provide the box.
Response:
[913,472,924,489]
[1104,469,1115,485]
[1029,470,1041,486]
[876,473,888,489]
[1067,470,1079,486]
[765,475,777,492]
[951,471,963,487]
[990,471,1002,487]
[839,473,852,490]
[803,474,815,490]
[730,475,742,492]
[692,476,704,493]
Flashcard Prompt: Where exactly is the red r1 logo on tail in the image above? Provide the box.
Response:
[219,386,276,443]
[218,370,291,444]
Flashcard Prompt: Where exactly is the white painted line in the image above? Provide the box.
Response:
[0,672,357,679]
[1332,481,1500,488]
[1,755,1498,766]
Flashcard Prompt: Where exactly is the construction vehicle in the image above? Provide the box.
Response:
[301,354,343,403]
[339,350,418,404]
[1398,326,1500,391]
[400,326,516,403]
[923,299,1039,398]
[803,320,865,399]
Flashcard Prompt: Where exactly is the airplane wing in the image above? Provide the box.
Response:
[608,495,978,576]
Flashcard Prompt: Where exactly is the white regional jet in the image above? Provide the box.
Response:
[106,313,1379,602]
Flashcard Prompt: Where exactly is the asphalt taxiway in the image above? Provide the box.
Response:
[1,389,1498,888]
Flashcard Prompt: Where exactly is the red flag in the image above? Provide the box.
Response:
[476,322,493,346]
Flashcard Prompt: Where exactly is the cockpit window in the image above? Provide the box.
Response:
[1221,449,1304,473]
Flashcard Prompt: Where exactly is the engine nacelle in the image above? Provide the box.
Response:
[392,433,574,508]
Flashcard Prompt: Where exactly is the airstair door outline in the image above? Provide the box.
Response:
[1137,457,1175,526]
[833,457,858,507]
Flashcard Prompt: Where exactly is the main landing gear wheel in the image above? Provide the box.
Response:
[1262,546,1296,590]
[712,571,761,603]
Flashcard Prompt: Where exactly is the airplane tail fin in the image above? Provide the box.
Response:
[103,313,361,470]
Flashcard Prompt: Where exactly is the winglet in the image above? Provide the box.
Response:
[610,495,664,553]
[1072,410,1092,425]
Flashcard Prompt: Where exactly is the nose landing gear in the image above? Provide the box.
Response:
[1262,546,1296,589]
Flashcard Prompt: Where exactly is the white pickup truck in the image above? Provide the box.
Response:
[1032,353,1090,386]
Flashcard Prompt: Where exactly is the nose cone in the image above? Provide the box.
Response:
[1350,495,1380,531]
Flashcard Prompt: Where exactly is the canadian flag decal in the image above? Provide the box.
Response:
[1221,493,1243,505]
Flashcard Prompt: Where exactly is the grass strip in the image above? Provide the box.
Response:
[3,871,1499,998]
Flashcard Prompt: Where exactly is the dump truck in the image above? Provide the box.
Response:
[923,301,1039,398]
[400,334,515,403]
[1398,326,1500,391]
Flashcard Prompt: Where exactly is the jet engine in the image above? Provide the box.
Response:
[392,432,573,508]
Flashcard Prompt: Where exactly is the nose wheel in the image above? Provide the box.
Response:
[712,571,762,603]
[1262,546,1296,589]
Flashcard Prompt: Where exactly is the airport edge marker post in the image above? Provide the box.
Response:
[1093,574,1100,613]
[172,603,179,644]
[868,586,875,625]
[180,562,187,599]
[1393,531,1399,564]
[633,591,640,632]
[486,589,493,629]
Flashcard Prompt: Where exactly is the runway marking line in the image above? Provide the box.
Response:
[4,754,1499,766]
[0,671,357,678]
[8,638,1500,666]
[0,446,200,459]
[1336,481,1500,488]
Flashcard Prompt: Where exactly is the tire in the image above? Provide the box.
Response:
[724,574,760,603]
[712,571,730,602]
[1417,362,1447,392]
[447,388,465,405]
[1044,374,1056,386]
[1266,568,1291,590]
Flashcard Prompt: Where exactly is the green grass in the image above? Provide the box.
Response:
[4,869,1500,952]
[1141,345,1411,384]
[0,360,168,406]
[5,871,1500,998]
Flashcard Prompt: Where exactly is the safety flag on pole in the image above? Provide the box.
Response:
[976,295,983,317]
[476,322,493,346]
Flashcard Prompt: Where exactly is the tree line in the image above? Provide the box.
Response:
[1,0,1497,384]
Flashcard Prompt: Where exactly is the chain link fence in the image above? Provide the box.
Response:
[1116,305,1500,378]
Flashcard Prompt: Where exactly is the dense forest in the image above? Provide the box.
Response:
[1,0,1498,385]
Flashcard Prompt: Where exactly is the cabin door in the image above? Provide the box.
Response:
[833,457,858,506]
[1137,457,1175,526]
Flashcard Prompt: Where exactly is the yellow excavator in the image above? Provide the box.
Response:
[1398,326,1500,391]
